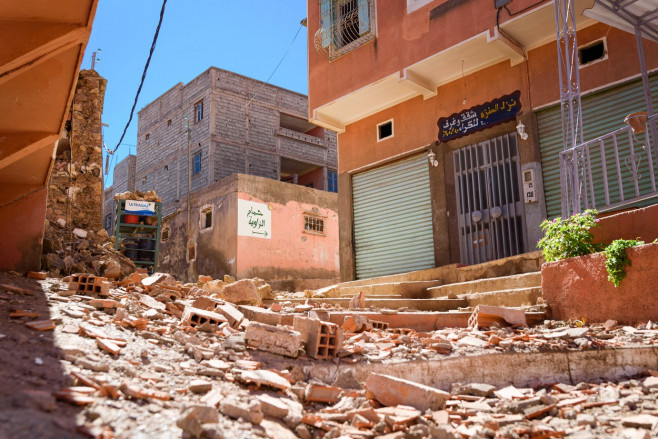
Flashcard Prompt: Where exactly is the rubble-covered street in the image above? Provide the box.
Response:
[1,270,657,439]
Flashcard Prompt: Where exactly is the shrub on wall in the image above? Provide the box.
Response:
[538,209,644,287]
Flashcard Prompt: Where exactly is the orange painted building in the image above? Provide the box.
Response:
[306,0,658,281]
[0,1,99,271]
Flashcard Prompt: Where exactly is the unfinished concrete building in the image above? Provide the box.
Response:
[103,154,136,234]
[132,67,338,216]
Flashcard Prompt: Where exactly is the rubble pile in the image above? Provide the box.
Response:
[0,271,656,439]
[113,190,161,203]
[41,219,136,280]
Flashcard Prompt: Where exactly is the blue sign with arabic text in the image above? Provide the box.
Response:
[437,90,522,143]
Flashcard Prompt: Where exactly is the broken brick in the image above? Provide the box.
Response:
[365,373,449,412]
[97,338,121,355]
[222,279,261,305]
[244,321,303,358]
[25,319,56,331]
[293,316,343,360]
[69,274,110,296]
[241,369,291,391]
[27,271,48,280]
[181,306,227,329]
[305,384,342,404]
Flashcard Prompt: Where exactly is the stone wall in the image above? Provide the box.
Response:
[46,69,106,232]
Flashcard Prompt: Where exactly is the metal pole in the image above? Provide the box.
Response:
[634,25,658,172]
[554,0,585,216]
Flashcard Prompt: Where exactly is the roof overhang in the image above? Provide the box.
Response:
[311,0,595,132]
[584,0,658,42]
[0,0,99,189]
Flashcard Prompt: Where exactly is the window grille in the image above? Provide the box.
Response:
[315,0,375,60]
[304,214,326,235]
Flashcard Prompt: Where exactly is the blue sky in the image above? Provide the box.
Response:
[84,0,309,188]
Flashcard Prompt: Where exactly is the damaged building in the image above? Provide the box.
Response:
[103,67,340,285]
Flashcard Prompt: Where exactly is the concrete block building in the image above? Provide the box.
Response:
[103,154,136,233]
[133,67,338,216]
[103,67,340,284]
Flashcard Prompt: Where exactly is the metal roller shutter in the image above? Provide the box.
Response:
[537,74,658,218]
[352,154,434,279]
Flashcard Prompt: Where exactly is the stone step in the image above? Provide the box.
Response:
[337,280,443,299]
[272,297,468,312]
[427,272,541,297]
[463,286,543,308]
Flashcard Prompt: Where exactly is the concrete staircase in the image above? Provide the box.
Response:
[293,251,545,312]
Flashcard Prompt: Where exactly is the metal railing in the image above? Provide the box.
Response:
[560,112,658,216]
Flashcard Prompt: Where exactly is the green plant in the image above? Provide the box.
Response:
[604,239,644,287]
[537,209,604,262]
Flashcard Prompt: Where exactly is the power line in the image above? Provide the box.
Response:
[107,0,168,155]
[244,24,304,109]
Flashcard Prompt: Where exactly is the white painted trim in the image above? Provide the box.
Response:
[377,119,394,142]
[578,37,608,69]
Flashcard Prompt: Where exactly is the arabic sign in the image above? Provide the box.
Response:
[237,199,271,239]
[125,200,156,216]
[437,90,522,143]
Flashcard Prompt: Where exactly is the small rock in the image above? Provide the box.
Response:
[642,376,658,392]
[189,379,212,394]
[176,405,219,437]
[576,413,596,427]
[219,396,263,424]
[622,414,658,429]
[73,228,88,239]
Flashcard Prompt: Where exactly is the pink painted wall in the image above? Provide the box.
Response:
[542,242,658,325]
[236,193,339,280]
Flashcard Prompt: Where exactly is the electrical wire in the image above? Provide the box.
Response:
[107,0,168,156]
[503,0,549,17]
[243,24,304,109]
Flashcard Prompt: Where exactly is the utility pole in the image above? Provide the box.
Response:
[185,117,192,251]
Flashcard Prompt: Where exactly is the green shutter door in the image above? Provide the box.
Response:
[537,74,658,218]
[352,154,435,279]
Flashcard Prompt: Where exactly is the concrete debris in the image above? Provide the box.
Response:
[1,270,657,438]
[41,219,136,279]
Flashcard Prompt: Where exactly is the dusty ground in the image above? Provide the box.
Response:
[0,271,657,439]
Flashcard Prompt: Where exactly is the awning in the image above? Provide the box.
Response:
[584,0,658,42]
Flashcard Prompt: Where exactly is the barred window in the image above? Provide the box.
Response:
[304,214,326,235]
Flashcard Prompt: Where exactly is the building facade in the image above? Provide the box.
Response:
[306,0,658,281]
[160,173,339,286]
[133,67,338,217]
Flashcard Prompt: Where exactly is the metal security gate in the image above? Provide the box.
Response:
[538,74,658,218]
[352,154,434,279]
[453,133,526,265]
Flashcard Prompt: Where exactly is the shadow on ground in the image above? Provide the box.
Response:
[0,272,84,439]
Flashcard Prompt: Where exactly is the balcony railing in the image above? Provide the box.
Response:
[560,112,658,216]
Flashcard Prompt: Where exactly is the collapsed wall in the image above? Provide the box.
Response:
[46,69,106,231]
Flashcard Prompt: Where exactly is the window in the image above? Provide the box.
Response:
[104,214,112,230]
[579,38,607,67]
[327,170,338,193]
[193,151,201,175]
[200,205,213,230]
[161,225,170,242]
[304,214,326,235]
[188,244,196,261]
[377,120,393,141]
[195,101,204,122]
[318,0,374,59]
[145,133,150,140]
[167,119,172,126]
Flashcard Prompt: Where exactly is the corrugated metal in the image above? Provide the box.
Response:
[537,74,658,218]
[352,154,434,279]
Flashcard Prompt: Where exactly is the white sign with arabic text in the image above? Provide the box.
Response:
[237,199,271,239]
